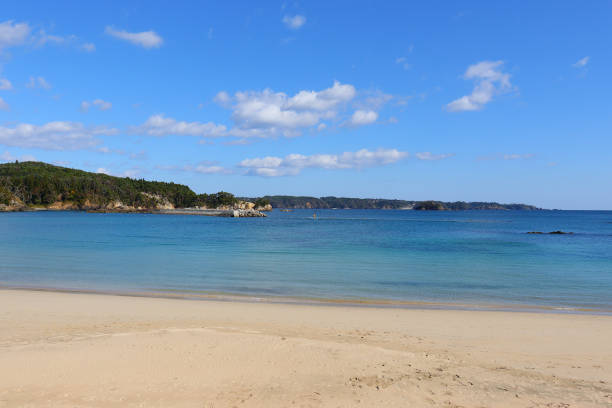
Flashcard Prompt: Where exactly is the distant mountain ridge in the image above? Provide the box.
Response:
[242,196,539,211]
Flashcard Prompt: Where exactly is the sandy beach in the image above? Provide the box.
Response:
[1,289,611,407]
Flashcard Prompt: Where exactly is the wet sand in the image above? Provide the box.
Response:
[1,289,611,407]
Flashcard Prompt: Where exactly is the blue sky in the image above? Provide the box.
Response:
[1,1,610,209]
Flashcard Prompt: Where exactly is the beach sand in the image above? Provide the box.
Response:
[1,290,611,407]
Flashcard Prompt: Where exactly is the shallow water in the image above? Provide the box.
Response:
[1,210,611,310]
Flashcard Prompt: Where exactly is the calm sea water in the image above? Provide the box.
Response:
[1,210,611,311]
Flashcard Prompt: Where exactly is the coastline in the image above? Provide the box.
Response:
[2,284,611,316]
[1,289,611,407]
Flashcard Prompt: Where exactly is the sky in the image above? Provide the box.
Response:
[0,1,610,210]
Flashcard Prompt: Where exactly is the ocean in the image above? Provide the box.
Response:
[1,209,611,312]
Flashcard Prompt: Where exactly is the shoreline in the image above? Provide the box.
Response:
[2,284,610,316]
[1,289,611,407]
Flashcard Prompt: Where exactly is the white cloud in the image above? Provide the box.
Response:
[81,99,112,112]
[572,56,589,68]
[287,81,355,111]
[347,110,378,126]
[0,121,118,151]
[105,26,163,49]
[0,78,12,90]
[0,20,31,50]
[213,91,231,107]
[446,61,512,112]
[214,81,357,138]
[0,96,8,111]
[135,81,386,142]
[132,114,227,137]
[96,167,109,175]
[26,76,51,90]
[282,15,306,29]
[415,152,454,161]
[239,148,408,177]
[81,42,96,52]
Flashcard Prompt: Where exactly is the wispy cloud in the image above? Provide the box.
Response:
[477,153,534,161]
[282,15,306,29]
[0,97,8,111]
[81,42,95,52]
[26,76,51,90]
[81,99,112,112]
[395,56,411,70]
[0,20,93,52]
[0,78,12,90]
[503,153,534,160]
[415,152,455,161]
[105,26,163,49]
[156,162,230,175]
[446,61,513,112]
[572,56,589,68]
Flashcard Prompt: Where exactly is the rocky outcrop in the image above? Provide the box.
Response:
[527,231,574,235]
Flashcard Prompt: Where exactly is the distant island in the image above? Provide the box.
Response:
[241,196,539,211]
[0,161,539,215]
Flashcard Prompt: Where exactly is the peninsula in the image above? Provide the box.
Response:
[0,161,267,217]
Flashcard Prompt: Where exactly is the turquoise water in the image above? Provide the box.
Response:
[1,210,611,311]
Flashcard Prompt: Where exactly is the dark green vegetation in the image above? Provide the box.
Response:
[0,161,237,209]
[253,197,271,208]
[245,195,539,210]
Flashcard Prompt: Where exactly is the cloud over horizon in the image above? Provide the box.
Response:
[0,121,118,151]
[239,148,408,177]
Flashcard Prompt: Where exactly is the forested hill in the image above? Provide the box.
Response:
[243,196,539,211]
[0,161,238,210]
